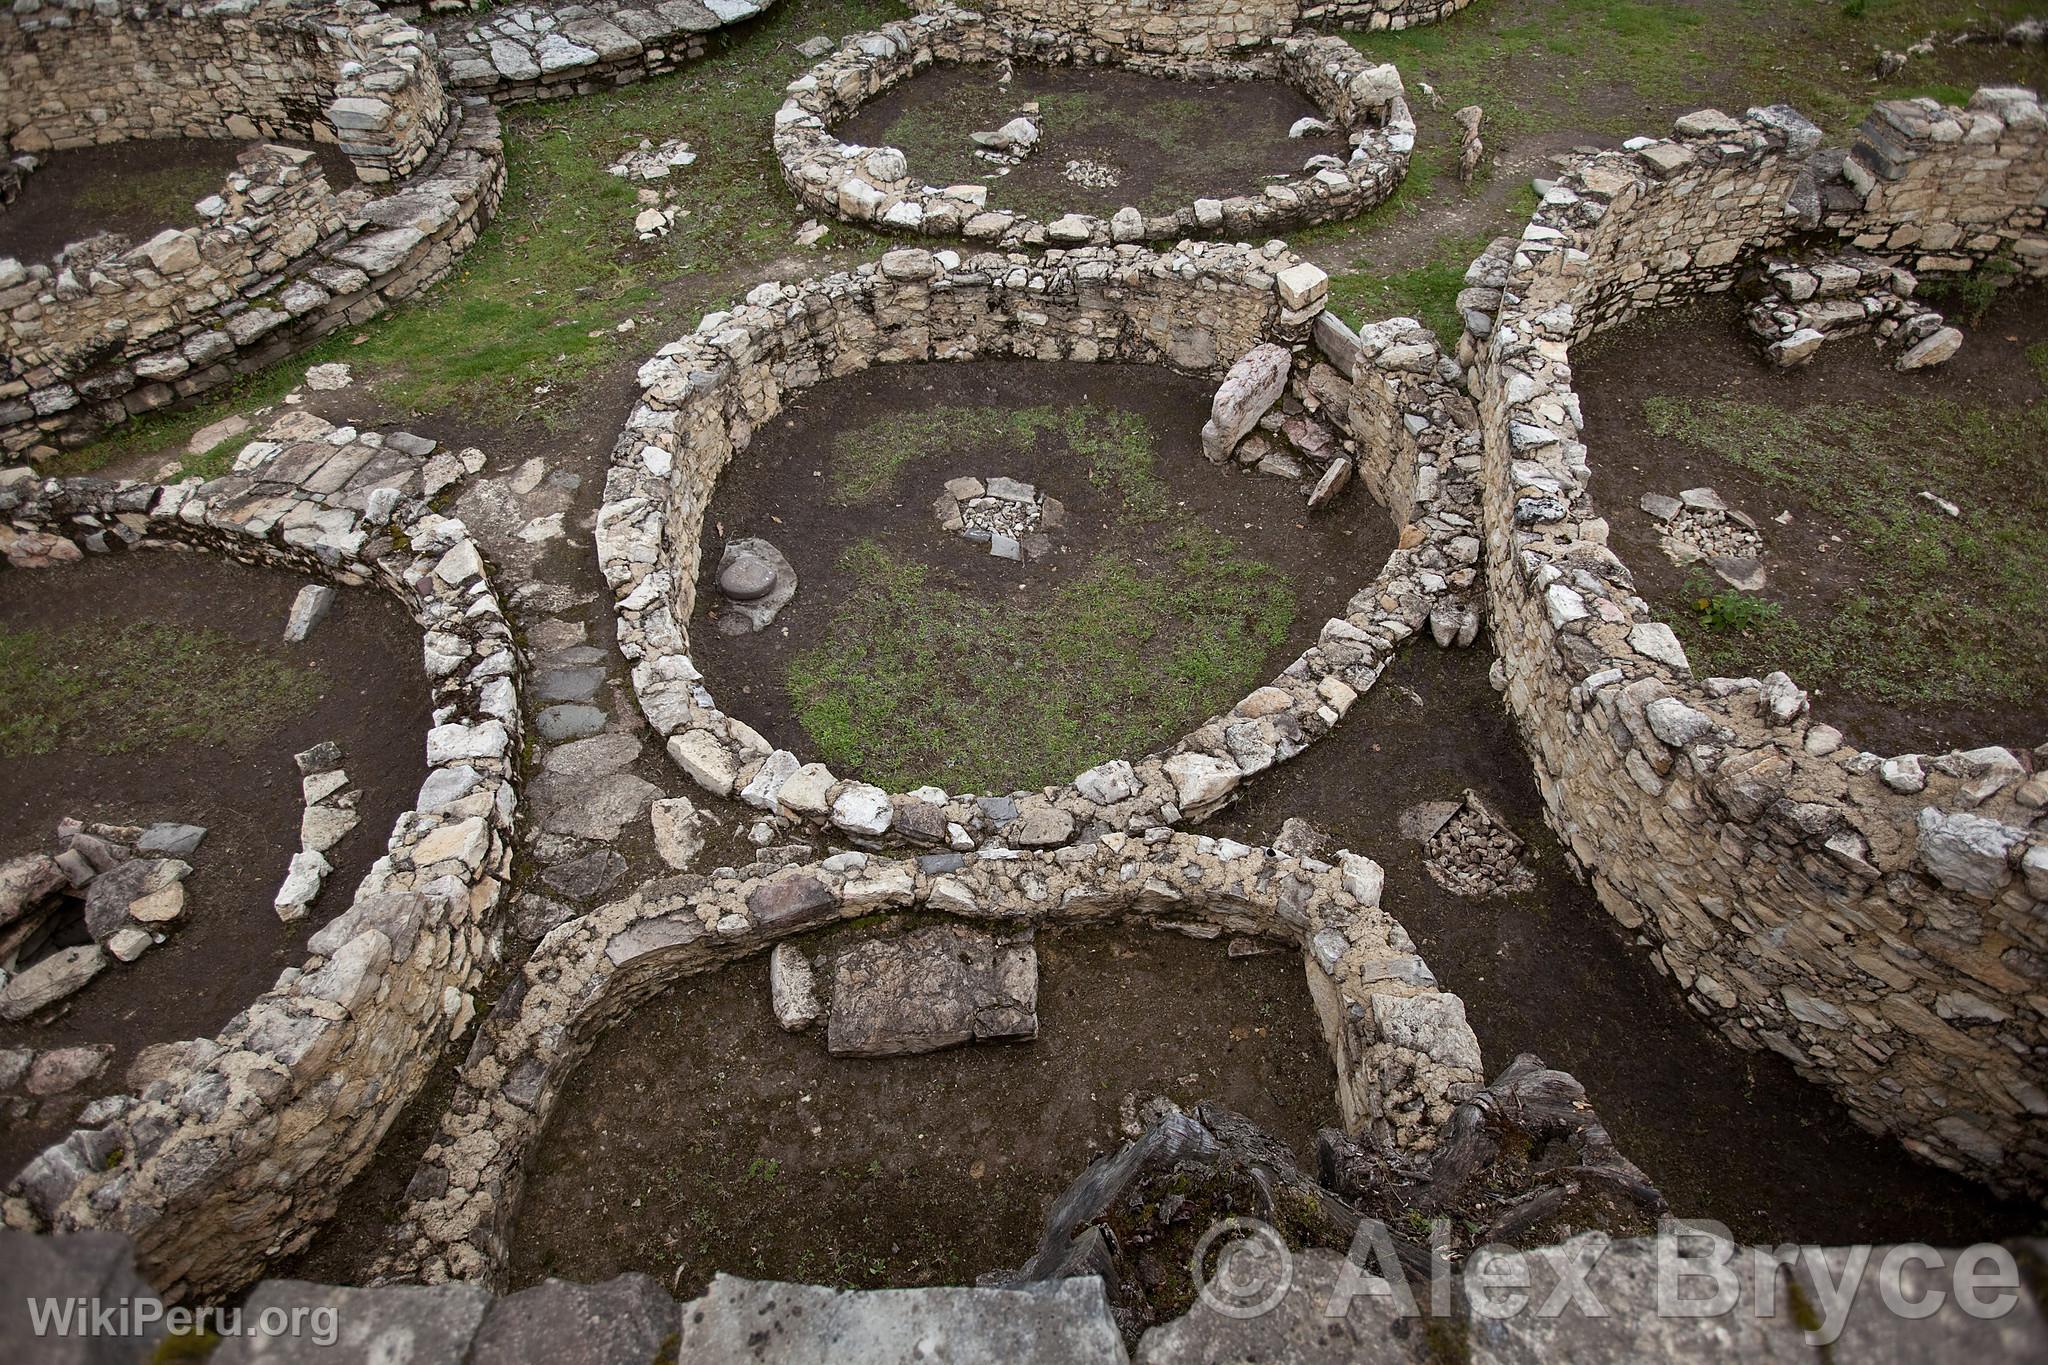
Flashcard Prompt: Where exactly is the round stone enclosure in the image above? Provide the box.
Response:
[0,1,505,462]
[597,241,1482,845]
[902,0,1483,65]
[1466,90,2048,1200]
[377,828,1484,1288]
[775,5,1415,248]
[0,416,521,1300]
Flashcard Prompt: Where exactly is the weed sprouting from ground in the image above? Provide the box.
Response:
[0,620,324,758]
[1918,259,2023,326]
[1641,392,2048,709]
[1682,571,1782,634]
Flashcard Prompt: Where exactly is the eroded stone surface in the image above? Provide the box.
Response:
[824,923,1038,1057]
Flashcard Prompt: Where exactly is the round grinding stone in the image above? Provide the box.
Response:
[719,554,778,602]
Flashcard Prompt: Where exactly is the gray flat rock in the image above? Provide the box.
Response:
[826,923,1037,1057]
[542,731,642,781]
[136,823,207,857]
[1139,1249,1432,1363]
[470,1273,676,1365]
[535,704,607,741]
[212,1281,491,1365]
[675,1272,1125,1364]
[0,1229,164,1362]
[539,850,628,904]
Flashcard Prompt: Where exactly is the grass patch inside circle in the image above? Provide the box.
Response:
[789,397,1294,793]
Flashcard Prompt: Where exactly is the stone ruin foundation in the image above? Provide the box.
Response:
[0,13,2045,1352]
[0,820,203,1022]
[1466,88,2048,1200]
[775,4,1417,248]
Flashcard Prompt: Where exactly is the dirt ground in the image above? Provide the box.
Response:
[836,63,1344,218]
[504,922,1334,1294]
[1575,286,2048,755]
[33,0,2048,1294]
[691,360,1393,794]
[0,138,362,267]
[1207,635,2044,1249]
[0,551,429,1180]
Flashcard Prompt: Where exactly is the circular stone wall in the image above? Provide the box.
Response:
[375,828,1482,1287]
[0,418,521,1300]
[597,242,1481,850]
[1467,90,2048,1200]
[906,0,1480,66]
[775,5,1412,248]
[0,2,504,463]
[1,0,447,184]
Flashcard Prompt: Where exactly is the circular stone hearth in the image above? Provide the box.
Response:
[932,475,1062,561]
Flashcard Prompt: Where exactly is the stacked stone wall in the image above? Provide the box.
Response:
[375,828,1479,1287]
[777,6,1413,247]
[0,0,448,184]
[1467,90,2048,1200]
[432,0,779,105]
[595,244,1479,848]
[1306,0,1473,30]
[907,0,1477,61]
[0,418,521,1300]
[0,104,505,463]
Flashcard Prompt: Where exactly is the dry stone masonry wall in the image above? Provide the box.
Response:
[0,109,505,462]
[376,828,1481,1287]
[597,242,1477,849]
[1,0,448,183]
[432,0,780,104]
[0,0,788,460]
[1739,250,1958,370]
[0,413,522,1301]
[907,0,1476,64]
[777,5,1413,247]
[1465,89,2048,1200]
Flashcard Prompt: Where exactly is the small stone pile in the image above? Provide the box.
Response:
[712,536,797,633]
[1061,158,1120,189]
[1639,487,1766,591]
[1739,252,1961,370]
[1400,791,1534,898]
[971,110,1041,167]
[0,819,205,1022]
[1201,335,1358,501]
[932,475,1059,561]
[607,137,697,180]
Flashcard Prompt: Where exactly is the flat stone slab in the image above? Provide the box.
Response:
[826,923,1037,1057]
[676,1272,1124,1364]
[211,1280,492,1365]
[470,1273,677,1365]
